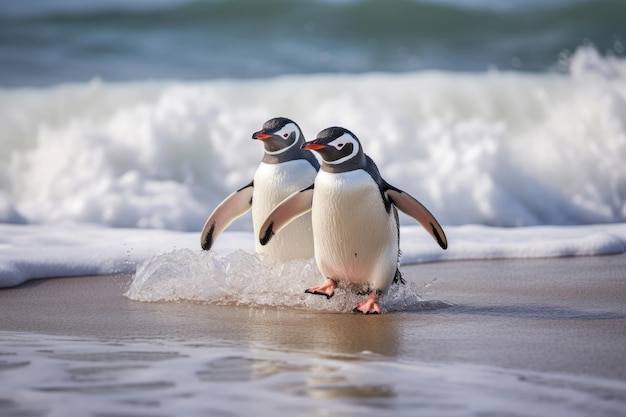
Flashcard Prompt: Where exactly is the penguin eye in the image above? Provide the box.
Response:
[337,143,345,148]
[283,133,289,138]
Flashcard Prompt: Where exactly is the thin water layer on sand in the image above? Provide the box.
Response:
[1,332,625,417]
[1,255,625,416]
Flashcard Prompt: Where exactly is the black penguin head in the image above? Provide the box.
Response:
[302,127,365,171]
[252,117,303,155]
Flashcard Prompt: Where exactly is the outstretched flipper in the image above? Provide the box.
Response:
[200,181,254,250]
[385,184,448,250]
[259,184,314,246]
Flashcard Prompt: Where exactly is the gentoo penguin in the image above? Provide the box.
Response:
[259,127,447,314]
[200,117,319,262]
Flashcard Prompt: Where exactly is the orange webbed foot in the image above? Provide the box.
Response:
[353,292,381,314]
[305,278,337,300]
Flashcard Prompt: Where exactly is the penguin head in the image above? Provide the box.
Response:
[252,117,303,155]
[302,127,365,170]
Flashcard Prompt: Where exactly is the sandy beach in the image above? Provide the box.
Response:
[2,254,625,382]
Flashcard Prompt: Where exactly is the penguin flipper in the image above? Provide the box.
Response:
[259,184,314,246]
[385,186,448,250]
[200,181,254,250]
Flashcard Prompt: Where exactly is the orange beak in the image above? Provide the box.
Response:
[252,132,273,141]
[302,142,327,151]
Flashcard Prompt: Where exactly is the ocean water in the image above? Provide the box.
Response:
[1,2,626,415]
[0,0,625,305]
[1,0,625,86]
[1,0,625,231]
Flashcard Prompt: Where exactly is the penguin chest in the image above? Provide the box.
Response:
[312,170,398,287]
[252,161,316,261]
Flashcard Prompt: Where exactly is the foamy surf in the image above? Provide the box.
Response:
[1,46,625,230]
[1,46,626,288]
[2,222,626,288]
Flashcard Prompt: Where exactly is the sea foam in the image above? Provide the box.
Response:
[1,46,626,288]
[1,46,625,230]
[2,222,626,288]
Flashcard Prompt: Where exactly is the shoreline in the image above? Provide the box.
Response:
[1,254,625,382]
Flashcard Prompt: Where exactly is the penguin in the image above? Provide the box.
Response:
[200,117,319,262]
[258,127,447,314]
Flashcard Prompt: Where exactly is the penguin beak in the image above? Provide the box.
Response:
[302,142,327,151]
[252,131,273,141]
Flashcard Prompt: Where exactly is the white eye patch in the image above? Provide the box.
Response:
[265,123,299,155]
[325,133,360,164]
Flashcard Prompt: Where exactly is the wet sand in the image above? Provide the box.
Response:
[1,254,625,381]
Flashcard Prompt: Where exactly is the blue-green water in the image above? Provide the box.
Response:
[1,0,625,86]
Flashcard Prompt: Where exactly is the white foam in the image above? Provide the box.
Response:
[1,45,626,288]
[1,46,625,229]
[2,222,625,289]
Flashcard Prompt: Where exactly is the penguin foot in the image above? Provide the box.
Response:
[353,292,381,315]
[305,278,337,300]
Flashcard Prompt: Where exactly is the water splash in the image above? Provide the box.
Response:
[126,249,450,313]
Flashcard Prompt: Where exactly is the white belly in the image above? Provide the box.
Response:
[252,161,316,262]
[312,170,399,292]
